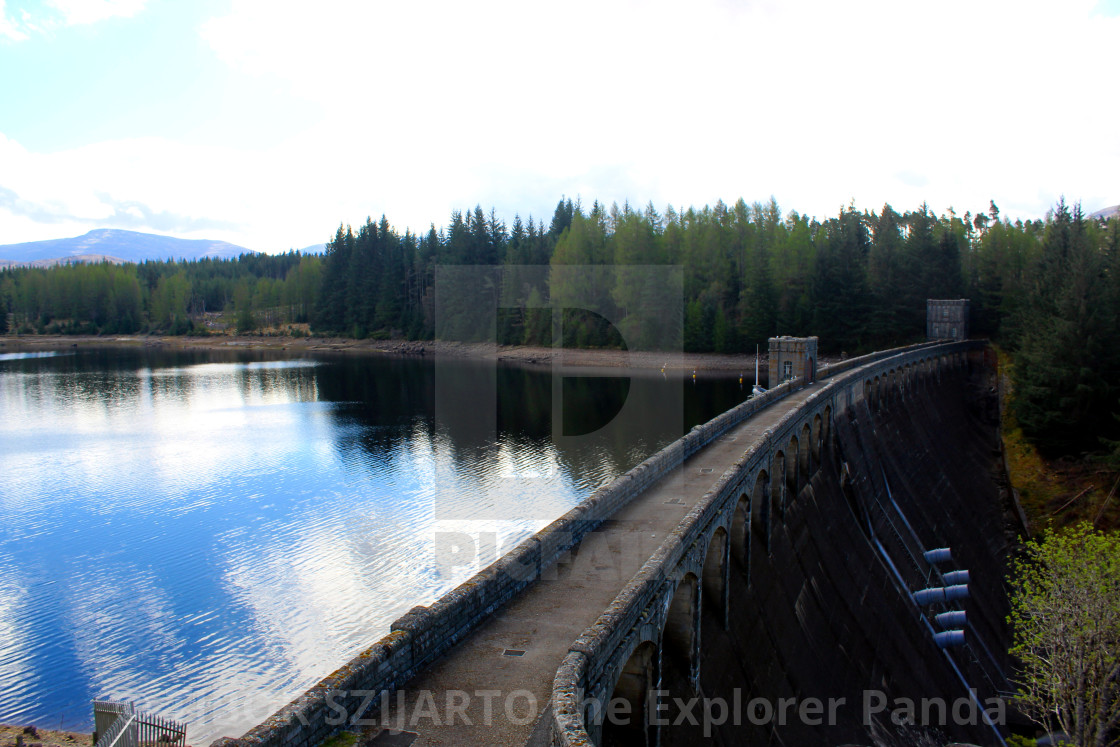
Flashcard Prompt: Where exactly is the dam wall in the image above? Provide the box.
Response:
[672,358,1013,745]
[215,341,967,747]
[551,341,1016,746]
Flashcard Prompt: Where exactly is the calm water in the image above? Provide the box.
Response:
[0,346,750,742]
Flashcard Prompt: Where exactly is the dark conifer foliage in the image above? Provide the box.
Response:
[3,196,1118,456]
[1011,200,1120,452]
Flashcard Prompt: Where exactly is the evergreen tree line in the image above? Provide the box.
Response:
[0,252,320,335]
[1,196,1118,453]
[308,198,980,352]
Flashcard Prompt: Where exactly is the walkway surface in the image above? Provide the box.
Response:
[366,380,829,746]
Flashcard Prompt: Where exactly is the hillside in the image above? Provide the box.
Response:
[0,229,252,266]
[1089,204,1120,220]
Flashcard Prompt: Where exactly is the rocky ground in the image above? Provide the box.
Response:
[0,725,91,747]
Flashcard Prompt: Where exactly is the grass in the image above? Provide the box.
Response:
[318,731,359,747]
[997,347,1120,533]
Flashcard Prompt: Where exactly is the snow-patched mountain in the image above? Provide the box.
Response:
[1089,204,1119,221]
[0,229,254,266]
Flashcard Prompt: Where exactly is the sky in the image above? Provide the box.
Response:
[1,0,1118,253]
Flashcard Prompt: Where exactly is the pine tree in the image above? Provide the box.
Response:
[313,224,354,333]
[811,207,871,351]
[1013,200,1118,453]
[866,204,907,341]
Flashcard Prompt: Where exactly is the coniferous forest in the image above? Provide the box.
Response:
[2,196,1119,455]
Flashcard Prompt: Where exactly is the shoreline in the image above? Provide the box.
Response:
[0,334,807,373]
[0,725,91,747]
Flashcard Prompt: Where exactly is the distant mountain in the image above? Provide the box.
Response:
[1089,204,1119,220]
[0,229,254,266]
[0,253,129,269]
[298,243,326,254]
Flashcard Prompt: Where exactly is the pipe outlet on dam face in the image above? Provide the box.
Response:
[924,547,953,564]
[933,629,967,648]
[665,351,1018,747]
[913,584,970,605]
[942,569,970,585]
[935,610,968,628]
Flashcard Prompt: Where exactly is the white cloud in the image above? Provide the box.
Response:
[4,0,1119,250]
[194,0,1120,229]
[0,0,29,39]
[0,0,146,40]
[45,0,145,25]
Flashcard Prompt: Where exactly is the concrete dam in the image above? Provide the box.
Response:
[220,340,1018,747]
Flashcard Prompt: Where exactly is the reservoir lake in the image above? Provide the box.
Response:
[0,346,752,743]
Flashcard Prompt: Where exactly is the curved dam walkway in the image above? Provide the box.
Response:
[224,341,1014,747]
[371,376,832,746]
[648,357,1015,746]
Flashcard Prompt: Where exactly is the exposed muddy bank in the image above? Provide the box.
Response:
[0,334,827,374]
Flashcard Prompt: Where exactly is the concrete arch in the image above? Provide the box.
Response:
[822,406,832,455]
[811,413,823,462]
[799,422,812,478]
[771,450,787,519]
[702,527,729,625]
[602,640,659,746]
[751,469,770,557]
[786,434,800,497]
[730,492,750,571]
[663,572,699,684]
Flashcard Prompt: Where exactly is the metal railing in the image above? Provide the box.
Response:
[93,700,186,747]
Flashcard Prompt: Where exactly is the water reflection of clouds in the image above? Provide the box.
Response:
[143,360,320,378]
[62,559,186,696]
[0,351,68,362]
[0,363,331,514]
[0,360,350,739]
[0,557,35,721]
[0,351,694,744]
[215,482,446,698]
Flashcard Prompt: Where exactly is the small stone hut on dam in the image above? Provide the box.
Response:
[926,299,970,341]
[768,335,818,385]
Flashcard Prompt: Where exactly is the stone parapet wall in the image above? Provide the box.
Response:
[215,340,955,747]
[549,339,987,746]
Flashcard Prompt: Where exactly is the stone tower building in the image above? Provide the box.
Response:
[768,336,818,385]
[926,299,969,340]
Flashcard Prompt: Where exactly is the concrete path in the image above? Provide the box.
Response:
[365,381,828,746]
